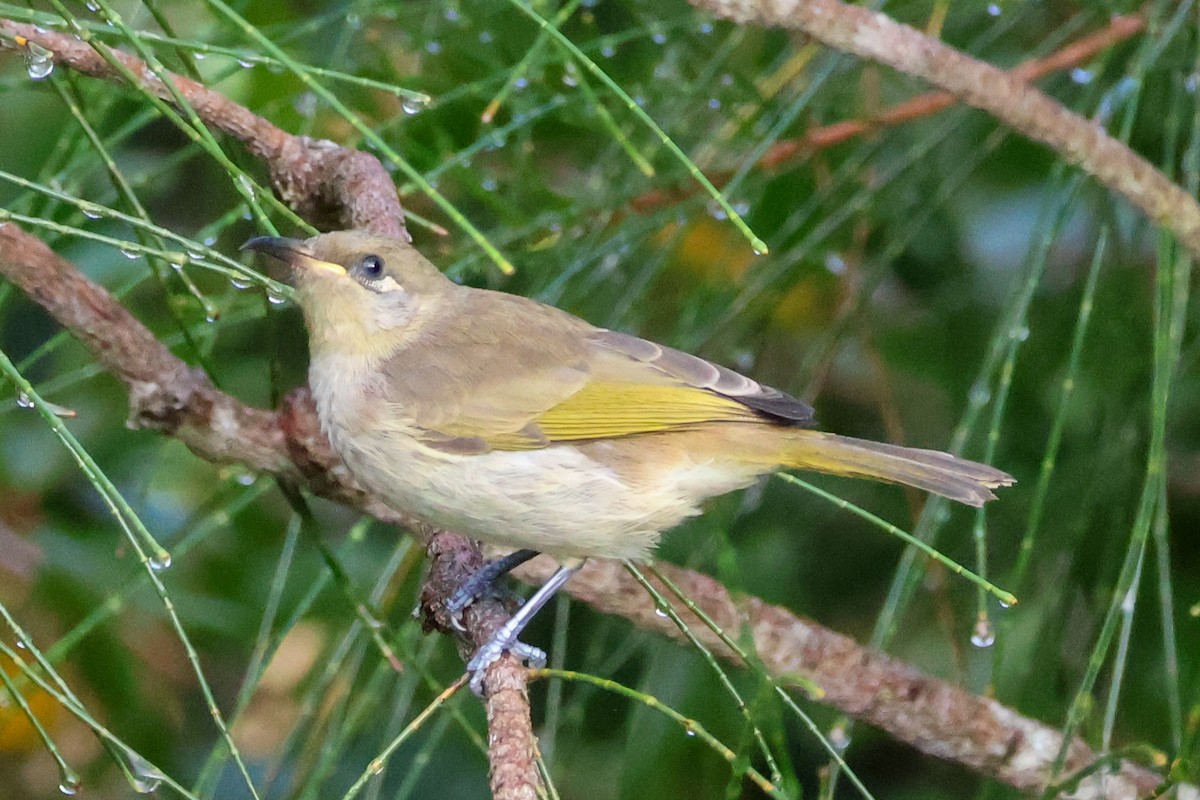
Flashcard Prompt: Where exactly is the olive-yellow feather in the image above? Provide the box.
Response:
[245,230,1014,688]
[246,229,1013,563]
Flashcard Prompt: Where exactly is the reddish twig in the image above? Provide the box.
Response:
[631,7,1148,212]
[0,20,404,236]
[690,0,1200,260]
[0,13,1192,800]
[760,8,1148,169]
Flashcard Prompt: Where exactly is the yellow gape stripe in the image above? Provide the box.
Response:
[481,381,761,450]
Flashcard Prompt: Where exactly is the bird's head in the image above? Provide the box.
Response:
[243,230,452,359]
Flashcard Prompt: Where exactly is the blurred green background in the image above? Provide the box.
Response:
[0,0,1197,797]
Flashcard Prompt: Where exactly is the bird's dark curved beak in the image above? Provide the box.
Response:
[241,236,346,276]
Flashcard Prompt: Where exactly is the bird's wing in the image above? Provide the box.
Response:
[384,292,813,453]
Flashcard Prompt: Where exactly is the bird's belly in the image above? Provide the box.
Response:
[311,365,761,560]
[338,434,680,559]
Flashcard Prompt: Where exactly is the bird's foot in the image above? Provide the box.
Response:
[467,636,547,695]
[461,559,583,696]
[446,549,539,631]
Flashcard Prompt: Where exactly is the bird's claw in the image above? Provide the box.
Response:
[466,639,547,696]
[447,574,525,632]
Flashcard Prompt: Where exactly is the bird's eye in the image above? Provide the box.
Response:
[359,254,385,278]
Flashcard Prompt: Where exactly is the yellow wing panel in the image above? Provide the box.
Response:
[492,381,761,448]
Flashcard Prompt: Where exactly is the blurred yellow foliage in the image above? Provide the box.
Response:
[0,656,60,754]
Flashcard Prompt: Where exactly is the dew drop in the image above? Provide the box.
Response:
[970,617,995,648]
[1070,68,1094,85]
[80,204,102,219]
[514,77,529,90]
[698,22,714,34]
[15,638,27,650]
[16,392,34,409]
[267,289,287,305]
[25,41,55,80]
[481,176,497,192]
[84,0,99,10]
[969,383,992,406]
[479,30,493,44]
[401,96,427,115]
[1187,73,1200,94]
[600,45,615,58]
[230,277,252,290]
[58,775,81,796]
[425,40,442,54]
[193,52,206,61]
[149,552,172,572]
[654,606,669,618]
[294,91,318,118]
[444,7,460,21]
[119,749,166,794]
[119,248,140,260]
[824,252,847,275]
[235,472,256,486]
[986,2,1001,15]
[651,30,666,45]
[236,173,257,198]
[684,727,696,737]
[1011,325,1030,342]
[829,724,851,752]
[561,70,578,88]
[707,98,721,110]
[719,73,733,87]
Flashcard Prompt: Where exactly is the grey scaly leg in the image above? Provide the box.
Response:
[446,548,540,630]
[467,559,584,695]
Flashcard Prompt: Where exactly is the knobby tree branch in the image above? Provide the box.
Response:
[690,0,1200,261]
[0,10,1193,800]
[632,7,1149,212]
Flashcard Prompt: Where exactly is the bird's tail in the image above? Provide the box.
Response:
[776,430,1014,507]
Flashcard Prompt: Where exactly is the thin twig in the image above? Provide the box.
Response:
[509,558,1193,800]
[0,14,1192,799]
[0,20,405,236]
[632,7,1148,211]
[689,0,1200,259]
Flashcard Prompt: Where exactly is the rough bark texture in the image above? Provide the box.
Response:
[689,0,1200,261]
[0,8,1193,799]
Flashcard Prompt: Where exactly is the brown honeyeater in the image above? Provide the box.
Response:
[245,230,1013,688]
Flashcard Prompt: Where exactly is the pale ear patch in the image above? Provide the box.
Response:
[376,275,404,293]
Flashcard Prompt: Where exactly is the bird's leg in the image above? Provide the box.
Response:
[446,548,540,630]
[467,559,584,695]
